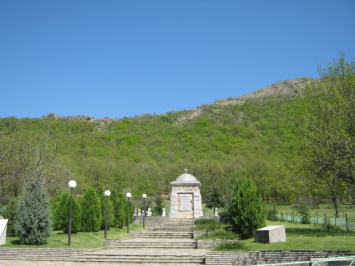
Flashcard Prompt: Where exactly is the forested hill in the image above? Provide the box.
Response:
[0,77,313,204]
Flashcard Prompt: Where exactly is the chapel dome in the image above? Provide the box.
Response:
[175,173,198,183]
[171,169,201,186]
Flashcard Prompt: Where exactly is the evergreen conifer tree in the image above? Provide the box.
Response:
[63,194,82,233]
[205,187,225,214]
[51,193,69,230]
[228,177,266,239]
[153,195,164,215]
[98,188,115,230]
[14,178,52,244]
[113,192,126,228]
[80,187,102,232]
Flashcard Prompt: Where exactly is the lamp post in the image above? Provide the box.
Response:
[68,180,77,246]
[104,190,111,239]
[142,194,147,228]
[126,192,131,233]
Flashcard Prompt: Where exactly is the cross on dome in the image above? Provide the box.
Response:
[184,168,188,173]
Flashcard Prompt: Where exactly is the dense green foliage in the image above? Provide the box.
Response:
[51,192,82,233]
[99,188,115,230]
[51,193,69,230]
[0,93,303,204]
[112,192,126,228]
[228,177,266,239]
[294,55,355,214]
[0,55,354,219]
[80,187,102,232]
[14,179,52,245]
[153,195,165,215]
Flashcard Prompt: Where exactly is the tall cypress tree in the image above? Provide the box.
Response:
[228,177,266,239]
[51,192,82,233]
[113,192,126,228]
[98,188,115,230]
[81,187,102,232]
[14,178,52,244]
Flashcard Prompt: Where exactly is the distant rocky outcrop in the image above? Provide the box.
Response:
[214,77,314,107]
[44,77,314,124]
[238,77,313,100]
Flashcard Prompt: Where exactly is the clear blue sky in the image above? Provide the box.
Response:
[1,1,354,119]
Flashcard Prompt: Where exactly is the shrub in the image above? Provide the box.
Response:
[213,241,247,251]
[228,177,266,239]
[297,203,311,224]
[197,229,237,240]
[153,195,164,215]
[267,205,278,221]
[194,219,221,231]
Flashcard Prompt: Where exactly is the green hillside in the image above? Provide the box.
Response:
[0,78,308,203]
[1,59,354,213]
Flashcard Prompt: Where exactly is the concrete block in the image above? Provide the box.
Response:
[0,219,8,245]
[255,225,286,243]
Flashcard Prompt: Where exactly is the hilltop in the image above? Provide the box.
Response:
[43,77,314,124]
[0,77,313,204]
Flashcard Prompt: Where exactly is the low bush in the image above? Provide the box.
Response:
[213,241,247,251]
[194,218,222,230]
[197,229,237,240]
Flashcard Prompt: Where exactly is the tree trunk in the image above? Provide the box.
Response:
[331,197,339,217]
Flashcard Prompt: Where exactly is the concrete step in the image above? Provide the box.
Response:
[0,248,85,256]
[140,231,193,238]
[152,226,194,232]
[0,248,84,261]
[73,253,204,264]
[106,241,197,249]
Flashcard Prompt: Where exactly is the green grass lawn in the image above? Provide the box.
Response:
[196,205,355,252]
[269,203,355,218]
[1,224,143,249]
[238,220,355,252]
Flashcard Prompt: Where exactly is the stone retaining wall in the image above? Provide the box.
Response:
[205,250,355,265]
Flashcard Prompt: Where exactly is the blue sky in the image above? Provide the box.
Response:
[1,1,354,119]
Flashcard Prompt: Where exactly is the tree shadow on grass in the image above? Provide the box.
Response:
[10,239,21,245]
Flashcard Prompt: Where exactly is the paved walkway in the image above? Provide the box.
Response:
[0,258,206,265]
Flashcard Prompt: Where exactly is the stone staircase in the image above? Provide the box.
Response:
[0,218,205,264]
[100,218,204,264]
[106,218,198,250]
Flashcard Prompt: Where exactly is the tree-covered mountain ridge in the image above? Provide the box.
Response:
[0,77,315,204]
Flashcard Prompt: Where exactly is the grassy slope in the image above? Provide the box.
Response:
[1,224,141,249]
